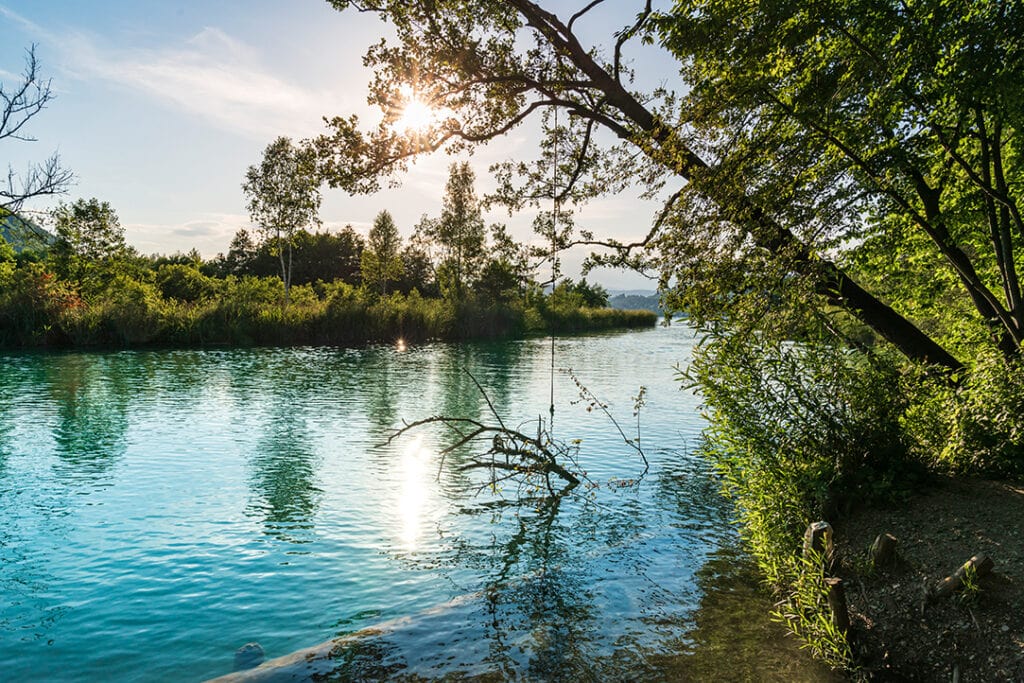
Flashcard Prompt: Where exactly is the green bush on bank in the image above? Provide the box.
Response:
[0,270,654,349]
[903,351,1024,479]
[687,334,913,581]
[686,333,921,667]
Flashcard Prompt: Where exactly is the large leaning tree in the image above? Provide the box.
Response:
[1,45,73,213]
[314,0,1024,372]
[243,136,322,305]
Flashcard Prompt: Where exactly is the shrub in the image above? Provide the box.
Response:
[94,275,167,344]
[0,263,82,346]
[903,352,1024,478]
[685,333,918,666]
[156,264,218,302]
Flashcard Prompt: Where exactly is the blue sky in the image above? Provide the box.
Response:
[2,1,670,289]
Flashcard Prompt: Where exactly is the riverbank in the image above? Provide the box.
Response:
[0,277,657,349]
[834,477,1024,681]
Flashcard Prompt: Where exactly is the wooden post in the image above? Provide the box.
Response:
[825,577,851,636]
[932,554,994,600]
[803,521,833,561]
[870,533,898,567]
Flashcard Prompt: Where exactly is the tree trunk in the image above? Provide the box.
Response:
[513,0,965,372]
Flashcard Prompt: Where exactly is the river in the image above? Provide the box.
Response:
[0,324,836,681]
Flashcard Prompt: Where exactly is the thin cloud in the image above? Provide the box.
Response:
[1,5,360,140]
[126,212,249,257]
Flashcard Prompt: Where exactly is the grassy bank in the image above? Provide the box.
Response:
[686,332,1024,671]
[0,268,656,349]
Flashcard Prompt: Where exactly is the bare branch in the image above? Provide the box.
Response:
[613,1,652,88]
[1,45,72,212]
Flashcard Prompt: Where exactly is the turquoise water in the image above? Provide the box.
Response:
[0,325,832,681]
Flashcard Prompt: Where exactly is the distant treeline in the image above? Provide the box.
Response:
[608,293,663,314]
[0,198,655,349]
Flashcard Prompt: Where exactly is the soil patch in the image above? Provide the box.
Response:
[834,477,1024,681]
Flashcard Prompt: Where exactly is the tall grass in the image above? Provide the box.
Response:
[0,271,655,349]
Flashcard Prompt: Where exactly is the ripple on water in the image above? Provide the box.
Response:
[0,327,831,681]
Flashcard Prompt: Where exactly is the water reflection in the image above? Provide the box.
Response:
[47,354,130,482]
[247,407,322,545]
[396,438,431,550]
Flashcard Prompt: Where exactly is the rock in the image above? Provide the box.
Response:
[233,643,265,671]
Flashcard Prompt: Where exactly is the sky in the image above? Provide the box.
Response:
[1,1,677,290]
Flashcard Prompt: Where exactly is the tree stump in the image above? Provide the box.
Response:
[803,521,833,561]
[932,554,994,600]
[870,533,898,567]
[825,577,851,636]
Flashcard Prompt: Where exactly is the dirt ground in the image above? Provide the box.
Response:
[833,477,1024,681]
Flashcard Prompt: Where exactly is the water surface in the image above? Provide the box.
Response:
[0,325,834,681]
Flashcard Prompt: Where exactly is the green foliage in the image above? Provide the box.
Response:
[655,0,1023,363]
[89,276,166,345]
[49,198,127,294]
[0,263,81,346]
[418,162,487,300]
[207,227,365,286]
[772,550,853,670]
[548,278,610,310]
[156,264,218,302]
[360,210,404,295]
[0,261,649,349]
[0,234,15,264]
[686,333,917,577]
[242,136,322,301]
[902,352,1024,478]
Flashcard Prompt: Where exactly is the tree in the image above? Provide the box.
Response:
[207,228,258,278]
[315,0,988,371]
[397,237,436,295]
[419,162,487,300]
[476,223,534,304]
[2,46,73,212]
[49,198,127,293]
[655,0,1024,363]
[360,210,404,295]
[549,278,609,309]
[242,136,321,304]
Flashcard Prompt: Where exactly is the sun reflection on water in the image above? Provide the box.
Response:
[397,437,432,550]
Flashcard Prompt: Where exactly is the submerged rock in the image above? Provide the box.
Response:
[233,643,265,671]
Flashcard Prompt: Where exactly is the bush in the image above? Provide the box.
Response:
[0,263,82,346]
[685,333,919,665]
[688,335,913,570]
[94,276,167,344]
[156,264,218,302]
[903,352,1024,478]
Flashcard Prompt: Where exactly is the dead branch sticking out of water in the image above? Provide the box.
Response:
[385,371,581,495]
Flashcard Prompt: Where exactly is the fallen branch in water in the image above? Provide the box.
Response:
[385,371,582,495]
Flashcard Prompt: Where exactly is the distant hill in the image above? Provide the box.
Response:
[609,292,662,313]
[0,211,55,254]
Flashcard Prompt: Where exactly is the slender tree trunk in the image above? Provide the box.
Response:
[277,227,289,306]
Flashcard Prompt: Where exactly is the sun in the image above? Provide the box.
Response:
[391,85,438,133]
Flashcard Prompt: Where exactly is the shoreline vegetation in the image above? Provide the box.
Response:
[0,170,658,350]
[0,264,656,350]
